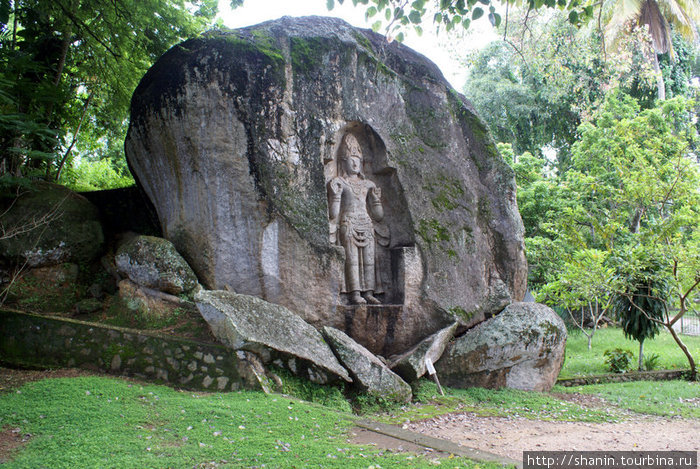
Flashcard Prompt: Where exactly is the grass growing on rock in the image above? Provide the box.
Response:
[560,327,700,378]
[0,375,505,468]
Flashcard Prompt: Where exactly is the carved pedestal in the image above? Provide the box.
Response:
[334,305,407,357]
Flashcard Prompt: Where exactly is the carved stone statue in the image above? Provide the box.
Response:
[328,133,384,305]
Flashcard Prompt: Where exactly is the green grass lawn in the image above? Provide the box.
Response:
[554,380,700,419]
[559,326,700,378]
[0,376,507,469]
[2,327,698,468]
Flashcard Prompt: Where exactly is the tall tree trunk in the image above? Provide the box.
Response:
[665,323,696,380]
[653,53,666,101]
[11,0,18,49]
[54,90,94,181]
[638,340,644,371]
[630,208,643,233]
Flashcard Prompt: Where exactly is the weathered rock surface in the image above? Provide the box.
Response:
[323,326,411,402]
[195,290,351,384]
[117,279,182,322]
[0,182,103,267]
[435,303,567,391]
[125,16,527,354]
[390,322,457,382]
[26,263,79,285]
[115,235,198,295]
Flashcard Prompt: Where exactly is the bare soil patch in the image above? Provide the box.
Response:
[0,426,31,464]
[0,366,95,393]
[404,410,700,462]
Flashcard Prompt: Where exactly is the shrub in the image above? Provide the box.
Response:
[604,348,634,373]
[643,352,661,371]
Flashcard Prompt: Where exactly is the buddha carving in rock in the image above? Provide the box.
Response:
[328,133,385,305]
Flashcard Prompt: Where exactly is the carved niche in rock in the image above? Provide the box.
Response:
[325,124,413,307]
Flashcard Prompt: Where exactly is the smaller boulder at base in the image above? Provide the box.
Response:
[322,327,412,403]
[0,182,103,267]
[195,290,351,384]
[117,279,181,323]
[435,303,566,391]
[115,235,198,295]
[390,322,458,382]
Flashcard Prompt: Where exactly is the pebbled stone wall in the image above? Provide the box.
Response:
[0,309,261,392]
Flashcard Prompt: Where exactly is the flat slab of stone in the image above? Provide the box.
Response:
[323,326,411,402]
[435,302,566,391]
[195,290,351,384]
[390,322,457,382]
[353,419,522,468]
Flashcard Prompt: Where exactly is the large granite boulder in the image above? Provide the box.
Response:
[0,182,103,267]
[323,326,412,403]
[435,303,567,391]
[195,290,351,384]
[125,16,527,355]
[115,235,198,295]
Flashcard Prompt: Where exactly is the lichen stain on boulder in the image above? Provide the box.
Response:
[115,235,198,295]
[435,302,567,391]
[125,16,527,356]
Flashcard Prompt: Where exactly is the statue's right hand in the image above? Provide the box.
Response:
[329,179,342,196]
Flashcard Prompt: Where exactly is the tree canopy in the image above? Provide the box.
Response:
[0,0,219,188]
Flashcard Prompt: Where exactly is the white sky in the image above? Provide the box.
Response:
[216,0,499,89]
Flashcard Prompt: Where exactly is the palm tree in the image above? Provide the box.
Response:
[604,0,700,100]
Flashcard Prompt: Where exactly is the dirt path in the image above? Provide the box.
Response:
[404,407,700,462]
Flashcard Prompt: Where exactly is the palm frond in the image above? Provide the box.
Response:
[659,0,700,43]
[640,0,672,53]
[604,0,644,47]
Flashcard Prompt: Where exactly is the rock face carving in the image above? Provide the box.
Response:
[327,132,386,305]
[125,16,528,356]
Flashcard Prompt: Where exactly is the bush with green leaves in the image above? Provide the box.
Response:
[62,158,134,192]
[644,352,661,371]
[604,348,634,373]
[612,252,669,370]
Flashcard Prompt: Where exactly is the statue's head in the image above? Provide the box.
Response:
[339,133,363,177]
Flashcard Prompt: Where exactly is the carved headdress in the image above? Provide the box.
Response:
[338,133,365,178]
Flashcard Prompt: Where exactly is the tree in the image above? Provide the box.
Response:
[464,8,698,165]
[326,0,597,41]
[564,93,700,378]
[541,249,615,349]
[464,14,608,164]
[0,0,219,186]
[612,253,666,370]
[602,0,700,100]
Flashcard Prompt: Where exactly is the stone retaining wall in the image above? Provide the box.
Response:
[0,309,261,392]
[557,369,689,387]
